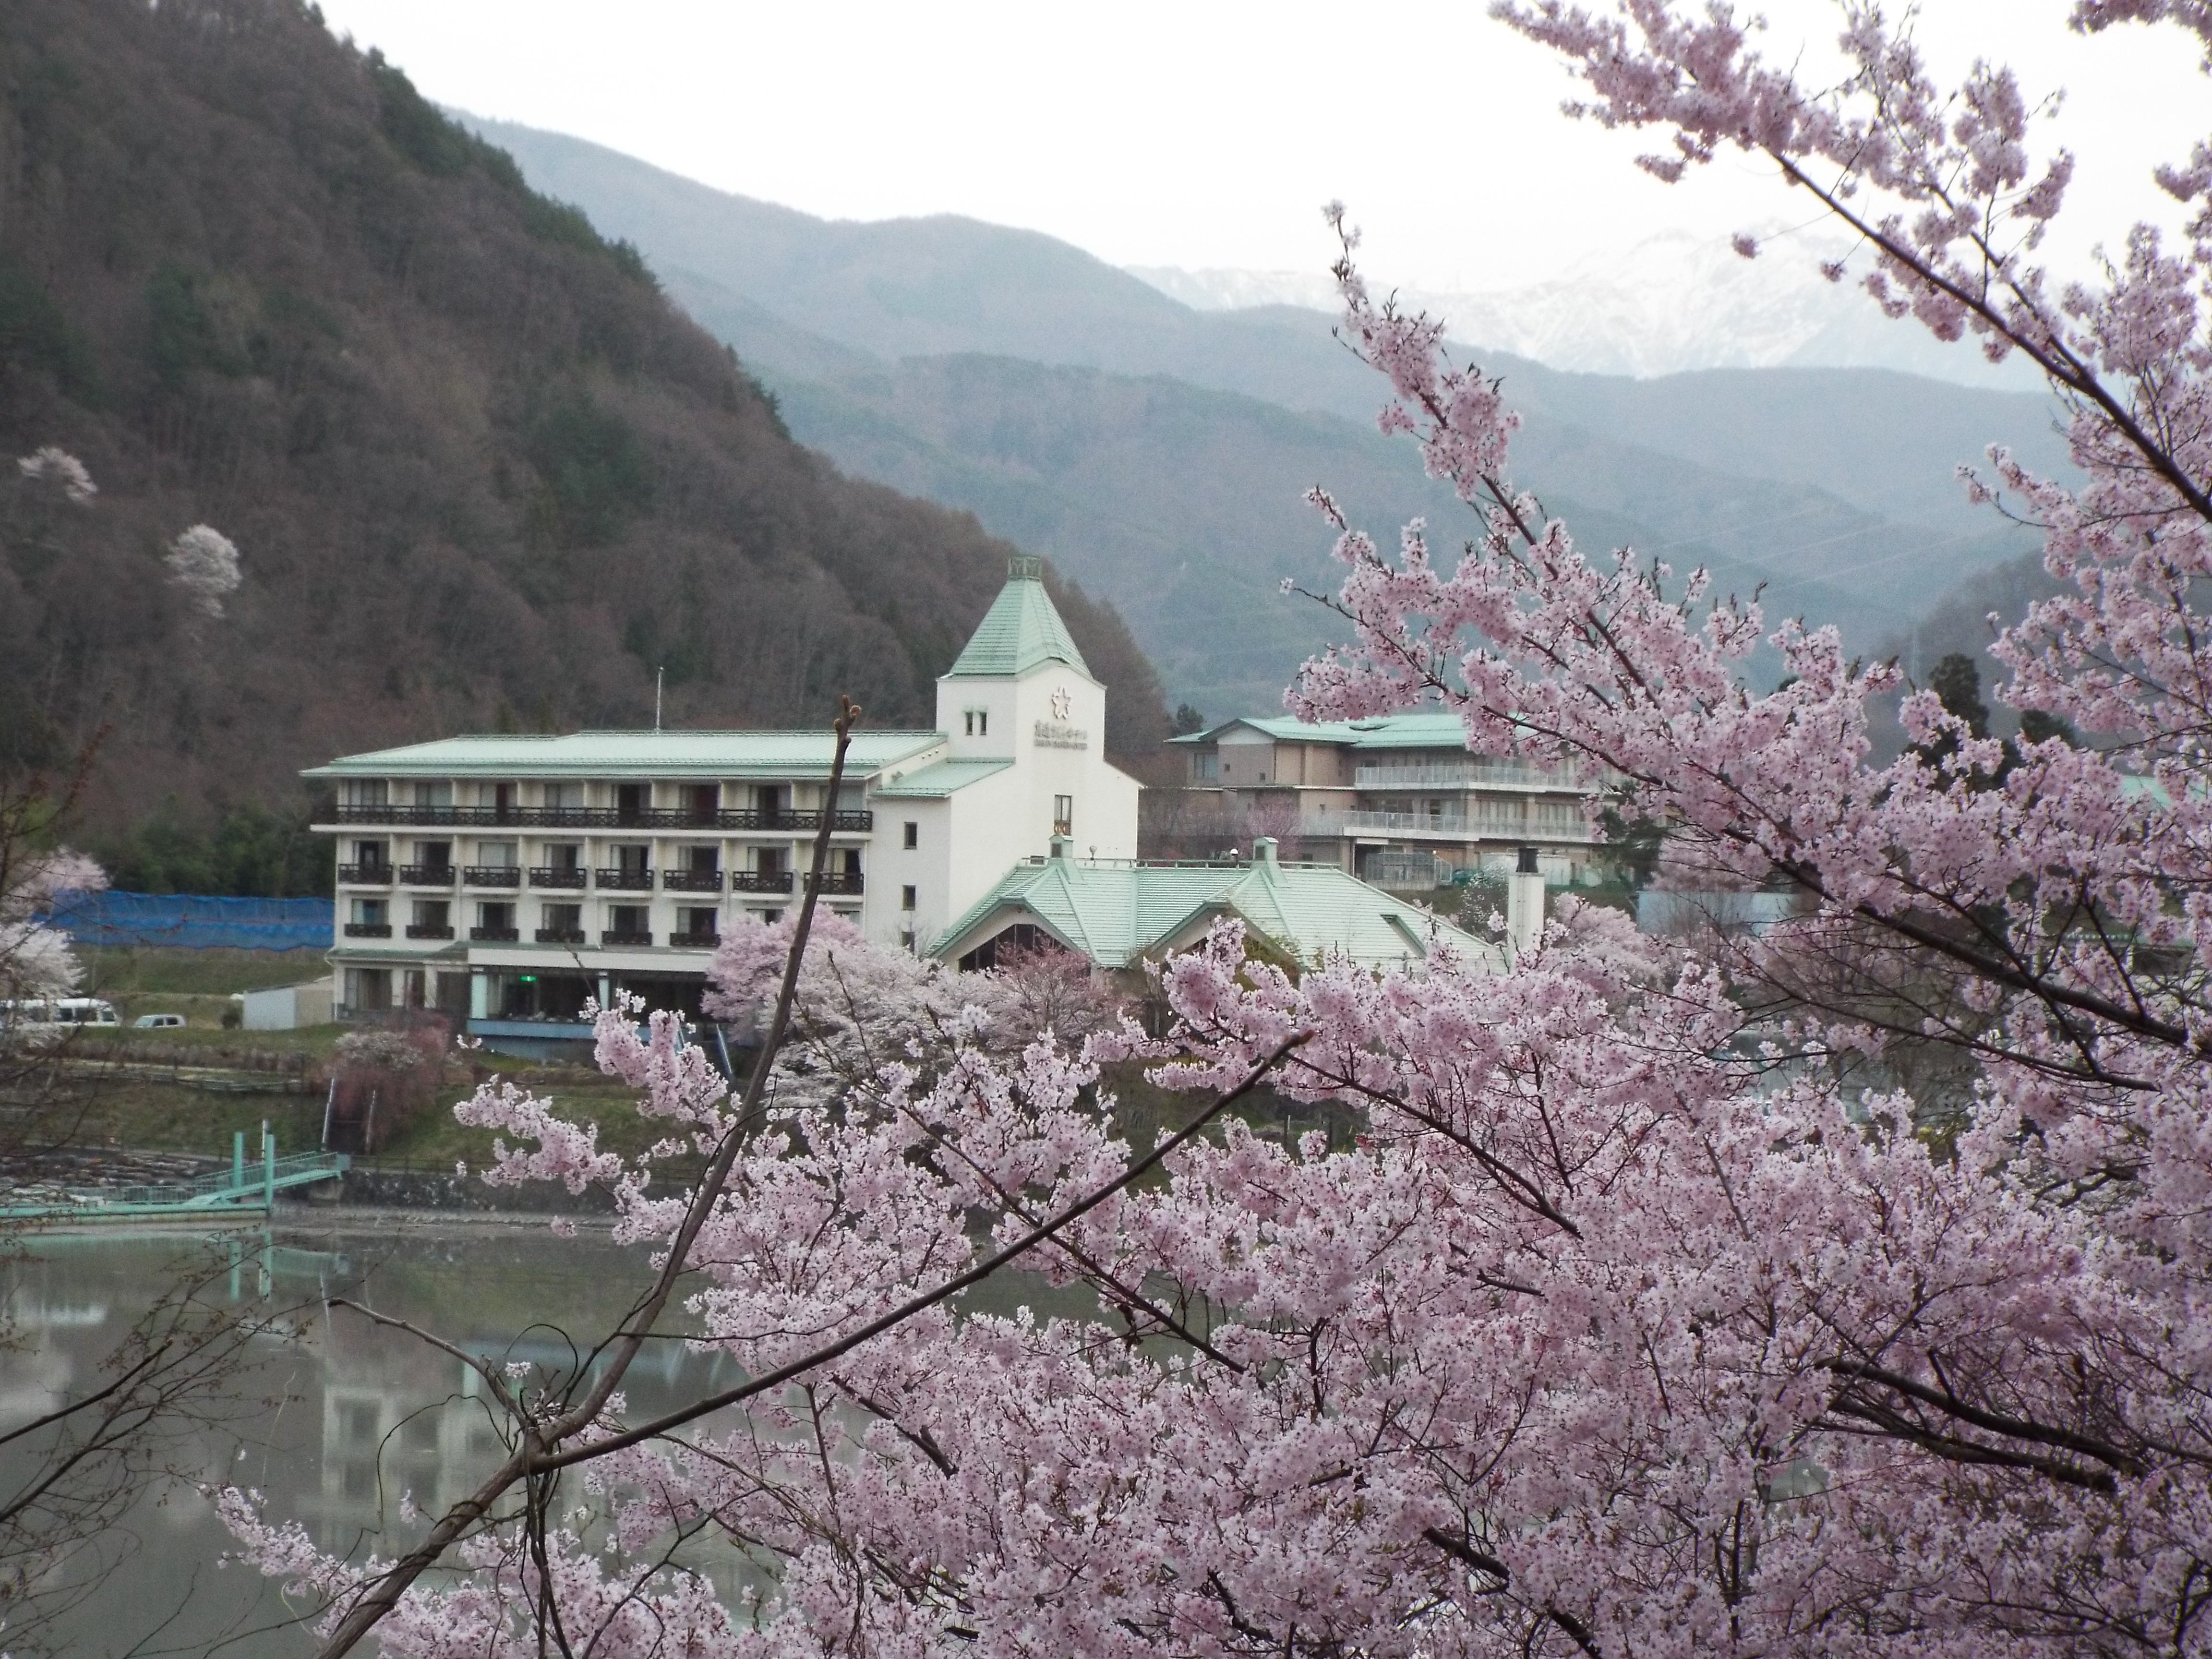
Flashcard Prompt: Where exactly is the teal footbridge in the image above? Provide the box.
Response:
[0,1128,349,1224]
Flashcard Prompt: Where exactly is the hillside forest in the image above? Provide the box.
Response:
[0,0,1173,891]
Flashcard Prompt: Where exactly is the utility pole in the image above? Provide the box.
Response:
[655,665,664,732]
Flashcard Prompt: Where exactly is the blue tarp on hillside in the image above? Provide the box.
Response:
[45,890,332,951]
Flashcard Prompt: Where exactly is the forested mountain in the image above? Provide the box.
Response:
[469,119,2072,713]
[0,0,1170,854]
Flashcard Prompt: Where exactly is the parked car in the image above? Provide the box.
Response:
[132,1012,187,1029]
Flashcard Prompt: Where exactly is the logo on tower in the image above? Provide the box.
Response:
[1034,684,1087,750]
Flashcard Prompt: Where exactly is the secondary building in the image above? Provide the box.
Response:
[1166,712,1602,891]
[306,556,1140,1039]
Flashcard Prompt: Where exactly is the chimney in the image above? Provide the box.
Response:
[1507,846,1545,960]
[1252,836,1278,868]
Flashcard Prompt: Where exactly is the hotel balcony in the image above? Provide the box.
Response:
[594,868,654,891]
[601,928,653,947]
[397,864,456,885]
[1351,760,1591,792]
[668,929,721,949]
[469,926,521,942]
[528,866,587,889]
[730,870,794,893]
[337,863,393,884]
[535,927,586,944]
[405,924,456,940]
[463,866,522,888]
[662,869,723,892]
[807,871,865,896]
[1322,809,1596,844]
[343,922,392,938]
[332,804,877,831]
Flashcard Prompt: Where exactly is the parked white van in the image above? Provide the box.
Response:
[0,998,121,1028]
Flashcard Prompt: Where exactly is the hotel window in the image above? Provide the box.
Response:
[418,781,454,809]
[901,885,917,911]
[540,903,582,941]
[903,820,918,849]
[1053,795,1073,836]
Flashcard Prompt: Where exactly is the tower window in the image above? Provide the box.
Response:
[963,708,988,737]
[901,885,917,911]
[903,820,919,849]
[1053,795,1073,836]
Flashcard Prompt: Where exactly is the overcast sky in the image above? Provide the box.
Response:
[313,1,2201,294]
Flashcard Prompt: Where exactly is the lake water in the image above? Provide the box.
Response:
[3,1217,1059,1657]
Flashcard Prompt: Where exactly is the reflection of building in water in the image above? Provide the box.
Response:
[301,1307,509,1545]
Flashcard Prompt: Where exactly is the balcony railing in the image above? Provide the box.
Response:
[594,868,653,890]
[1327,809,1596,843]
[807,871,865,896]
[535,927,586,945]
[668,929,721,949]
[343,922,392,938]
[462,866,522,888]
[731,870,794,893]
[601,929,653,947]
[332,804,877,831]
[405,924,455,940]
[1352,760,1591,792]
[397,864,456,885]
[470,926,521,943]
[529,866,587,889]
[662,869,723,892]
[337,863,392,884]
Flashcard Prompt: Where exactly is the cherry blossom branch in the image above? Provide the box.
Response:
[532,1030,1310,1470]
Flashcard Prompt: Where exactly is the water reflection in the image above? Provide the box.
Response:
[2,1221,1093,1657]
[2,1223,742,1657]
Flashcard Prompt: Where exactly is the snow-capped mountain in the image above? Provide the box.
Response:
[1130,231,2040,390]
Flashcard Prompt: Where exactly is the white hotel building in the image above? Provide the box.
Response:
[307,556,1140,1047]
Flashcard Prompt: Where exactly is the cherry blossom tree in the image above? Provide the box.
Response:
[162,522,240,616]
[15,446,96,507]
[217,6,2212,1656]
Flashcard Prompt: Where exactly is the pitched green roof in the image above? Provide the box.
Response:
[872,758,1014,798]
[304,729,944,780]
[945,556,1090,680]
[933,846,1497,972]
[1167,712,1473,750]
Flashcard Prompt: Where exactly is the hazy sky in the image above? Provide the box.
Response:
[314,1,2201,294]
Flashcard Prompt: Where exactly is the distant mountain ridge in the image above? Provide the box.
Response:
[466,116,2075,715]
[1129,233,2044,391]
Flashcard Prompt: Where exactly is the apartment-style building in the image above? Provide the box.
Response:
[1166,712,1602,890]
[307,556,1141,1045]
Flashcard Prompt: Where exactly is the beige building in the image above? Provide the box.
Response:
[1167,712,1600,891]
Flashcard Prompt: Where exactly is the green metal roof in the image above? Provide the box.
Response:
[932,845,1497,971]
[303,729,945,780]
[944,557,1090,680]
[1167,712,1473,750]
[872,758,1014,799]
